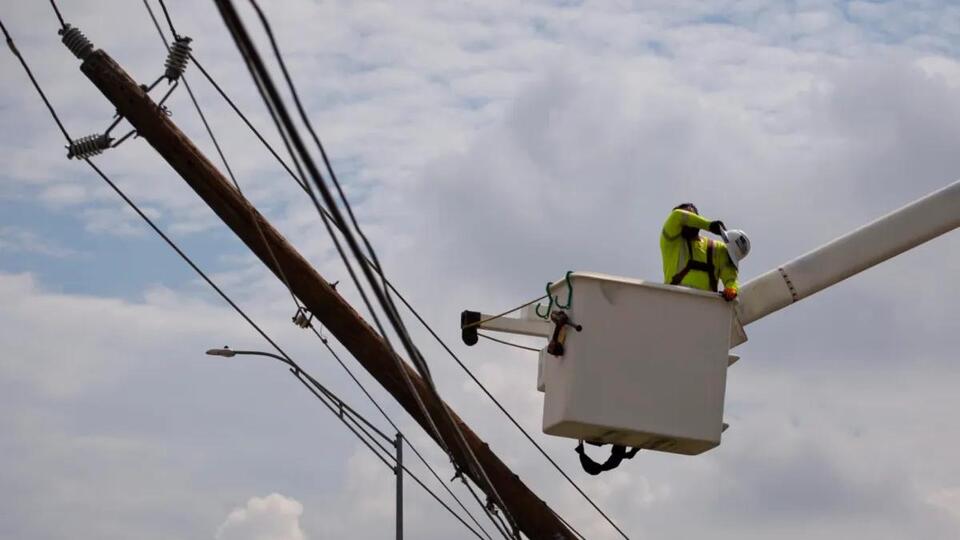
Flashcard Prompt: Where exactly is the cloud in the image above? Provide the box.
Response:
[0,226,79,257]
[3,1,960,540]
[216,494,307,540]
[928,487,960,524]
[0,272,241,398]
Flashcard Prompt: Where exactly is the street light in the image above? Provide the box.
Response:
[203,344,405,539]
[205,347,294,368]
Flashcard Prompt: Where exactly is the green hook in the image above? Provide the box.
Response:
[535,280,554,318]
[555,271,574,309]
[535,271,574,318]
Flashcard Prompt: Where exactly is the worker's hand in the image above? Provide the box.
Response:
[709,220,726,235]
[722,287,738,301]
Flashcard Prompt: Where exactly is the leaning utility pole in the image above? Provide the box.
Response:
[77,48,575,539]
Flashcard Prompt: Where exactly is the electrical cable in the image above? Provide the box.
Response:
[462,476,516,540]
[141,0,305,322]
[310,328,493,540]
[142,5,496,537]
[209,0,455,463]
[142,4,625,538]
[47,0,66,29]
[3,19,487,540]
[398,285,632,540]
[2,17,71,143]
[207,5,514,537]
[156,0,180,40]
[242,0,442,394]
[148,0,502,536]
[222,3,519,534]
[143,0,489,538]
[477,333,541,353]
[181,25,629,540]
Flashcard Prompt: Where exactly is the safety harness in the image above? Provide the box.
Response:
[670,238,717,291]
[575,441,641,475]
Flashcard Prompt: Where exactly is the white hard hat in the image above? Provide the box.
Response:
[722,229,751,268]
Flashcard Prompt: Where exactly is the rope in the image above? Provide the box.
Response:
[477,333,541,353]
[461,294,548,329]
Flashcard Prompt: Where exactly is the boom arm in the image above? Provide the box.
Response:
[739,179,960,325]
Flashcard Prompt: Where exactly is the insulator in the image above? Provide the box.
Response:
[66,134,111,160]
[59,24,94,61]
[164,36,192,81]
[292,308,313,329]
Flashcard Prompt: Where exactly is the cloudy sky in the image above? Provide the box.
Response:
[2,0,959,538]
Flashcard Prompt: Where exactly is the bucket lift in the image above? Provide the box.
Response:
[460,180,960,461]
[463,273,743,456]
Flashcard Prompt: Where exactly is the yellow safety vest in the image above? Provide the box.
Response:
[660,209,739,292]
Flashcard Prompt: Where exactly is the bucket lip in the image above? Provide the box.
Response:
[547,271,721,300]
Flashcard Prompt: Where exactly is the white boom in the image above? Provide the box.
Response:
[738,179,960,326]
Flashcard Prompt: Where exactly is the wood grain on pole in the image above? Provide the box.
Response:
[79,50,574,540]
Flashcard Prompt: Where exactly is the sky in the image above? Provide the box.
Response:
[1,0,959,539]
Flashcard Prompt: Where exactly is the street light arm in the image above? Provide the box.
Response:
[231,350,297,368]
[205,347,296,368]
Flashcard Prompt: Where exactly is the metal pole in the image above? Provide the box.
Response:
[395,432,403,540]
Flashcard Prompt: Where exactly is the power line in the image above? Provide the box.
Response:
[212,3,520,535]
[207,0,455,466]
[141,3,495,538]
[3,16,488,540]
[140,0,305,338]
[174,12,627,538]
[208,4,518,538]
[311,330,494,540]
[1,18,71,143]
[138,3,623,538]
[47,0,66,29]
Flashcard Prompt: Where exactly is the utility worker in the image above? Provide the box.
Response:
[661,202,740,301]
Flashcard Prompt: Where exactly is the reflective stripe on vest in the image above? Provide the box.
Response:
[670,238,717,291]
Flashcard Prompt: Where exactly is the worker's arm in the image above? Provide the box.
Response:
[662,209,713,239]
[718,245,740,300]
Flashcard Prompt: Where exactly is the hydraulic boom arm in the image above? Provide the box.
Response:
[738,179,960,326]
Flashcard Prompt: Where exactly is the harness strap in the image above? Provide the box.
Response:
[670,238,718,291]
[575,441,641,475]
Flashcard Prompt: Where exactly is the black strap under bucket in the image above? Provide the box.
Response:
[670,238,717,291]
[575,441,641,475]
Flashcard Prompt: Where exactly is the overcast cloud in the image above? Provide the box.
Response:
[2,1,959,539]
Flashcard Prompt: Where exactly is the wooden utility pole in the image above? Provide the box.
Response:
[78,49,575,540]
